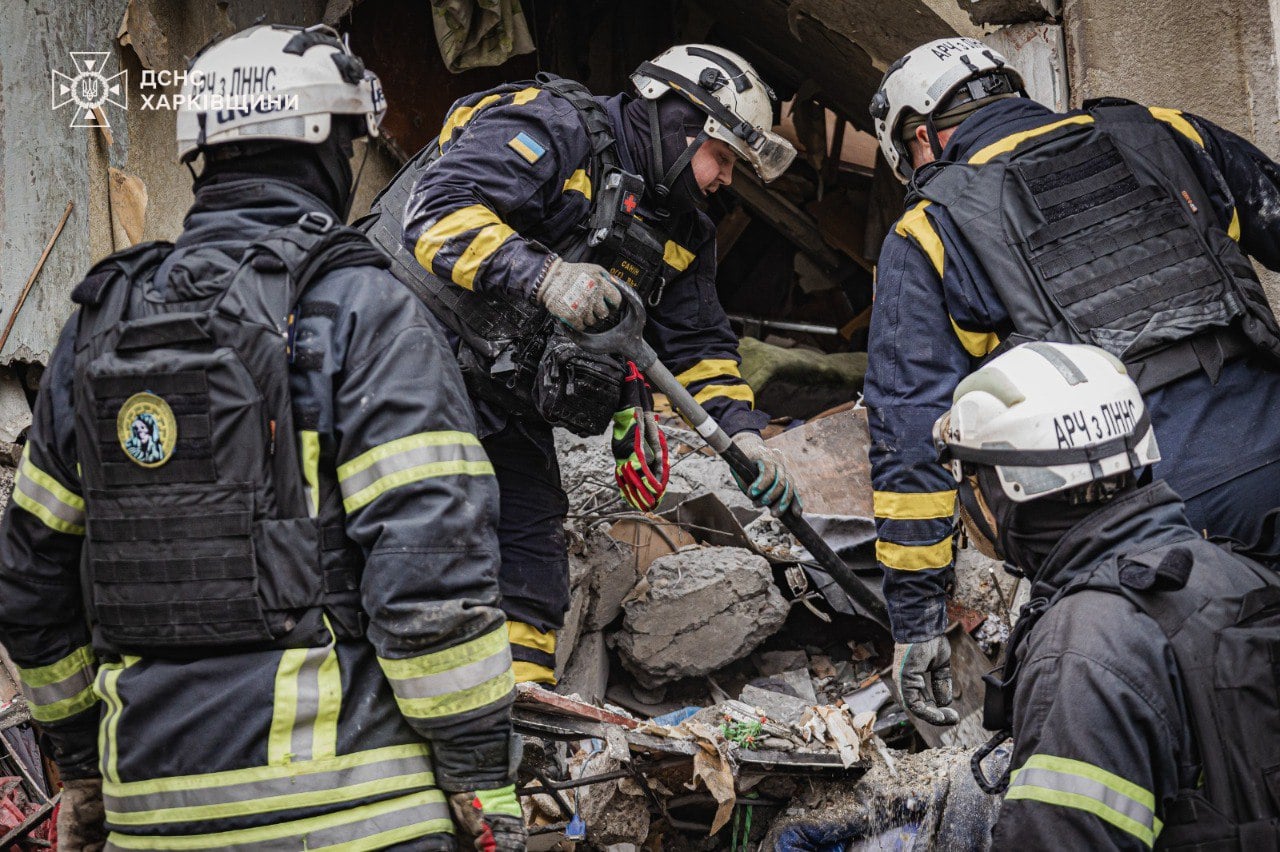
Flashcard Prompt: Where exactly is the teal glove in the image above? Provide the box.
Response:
[731,432,800,512]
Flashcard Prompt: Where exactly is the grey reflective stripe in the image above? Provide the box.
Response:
[105,789,451,850]
[22,667,94,707]
[104,752,436,816]
[1012,765,1157,832]
[387,646,515,700]
[338,441,489,498]
[15,464,85,528]
[292,646,327,761]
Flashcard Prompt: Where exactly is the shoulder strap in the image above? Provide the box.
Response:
[242,211,390,308]
[534,73,621,177]
[71,240,173,307]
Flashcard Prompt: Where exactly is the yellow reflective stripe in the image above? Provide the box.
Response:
[563,169,592,199]
[20,645,99,722]
[506,621,556,655]
[873,490,956,521]
[300,430,321,518]
[106,743,431,798]
[968,115,1096,165]
[438,94,502,150]
[390,669,515,720]
[1005,785,1157,847]
[1229,208,1241,241]
[450,222,517,290]
[895,201,944,277]
[106,789,451,850]
[437,87,541,151]
[269,625,341,765]
[269,649,307,765]
[693,384,755,405]
[13,444,85,535]
[476,785,522,819]
[950,315,1001,358]
[1018,754,1157,812]
[512,660,556,685]
[511,86,540,106]
[876,537,953,571]
[379,627,509,680]
[315,624,341,762]
[1148,106,1204,148]
[663,240,695,273]
[337,430,493,513]
[97,662,127,783]
[675,359,742,387]
[18,645,94,687]
[109,772,437,827]
[413,204,506,282]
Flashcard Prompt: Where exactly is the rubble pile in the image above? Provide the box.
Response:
[532,410,1019,849]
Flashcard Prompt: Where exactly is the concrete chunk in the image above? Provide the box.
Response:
[613,547,789,688]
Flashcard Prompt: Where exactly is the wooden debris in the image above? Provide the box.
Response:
[0,201,73,355]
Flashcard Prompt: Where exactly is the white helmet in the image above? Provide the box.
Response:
[630,44,796,182]
[177,24,386,163]
[869,37,1023,183]
[933,342,1160,503]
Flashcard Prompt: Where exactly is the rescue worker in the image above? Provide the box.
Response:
[0,25,524,850]
[866,37,1280,725]
[363,45,802,684]
[935,342,1280,849]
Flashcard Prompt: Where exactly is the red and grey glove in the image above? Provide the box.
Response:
[612,361,670,511]
[448,786,527,852]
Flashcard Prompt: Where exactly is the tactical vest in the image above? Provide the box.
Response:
[70,213,386,658]
[981,536,1280,849]
[913,101,1280,393]
[358,74,677,437]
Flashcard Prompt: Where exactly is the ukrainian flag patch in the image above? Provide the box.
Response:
[508,132,545,164]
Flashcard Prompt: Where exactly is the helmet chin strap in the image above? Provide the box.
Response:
[924,111,946,160]
[646,99,708,217]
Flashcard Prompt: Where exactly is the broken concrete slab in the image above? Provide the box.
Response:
[571,750,651,845]
[764,407,874,518]
[740,683,811,727]
[0,371,31,444]
[613,547,789,688]
[959,0,1058,25]
[557,631,610,706]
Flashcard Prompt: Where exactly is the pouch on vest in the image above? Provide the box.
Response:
[71,214,381,658]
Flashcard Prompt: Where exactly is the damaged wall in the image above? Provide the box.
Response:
[0,0,127,364]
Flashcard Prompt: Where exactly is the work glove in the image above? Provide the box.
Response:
[731,432,800,513]
[893,636,959,726]
[448,786,527,852]
[535,256,622,332]
[612,361,670,511]
[56,776,107,852]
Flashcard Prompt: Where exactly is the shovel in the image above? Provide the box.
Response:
[567,284,890,630]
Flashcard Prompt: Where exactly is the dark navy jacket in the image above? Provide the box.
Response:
[992,483,1202,849]
[0,179,513,846]
[867,97,1280,642]
[401,83,769,437]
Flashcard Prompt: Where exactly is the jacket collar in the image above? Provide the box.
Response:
[942,97,1065,164]
[1031,481,1200,595]
[154,179,333,302]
